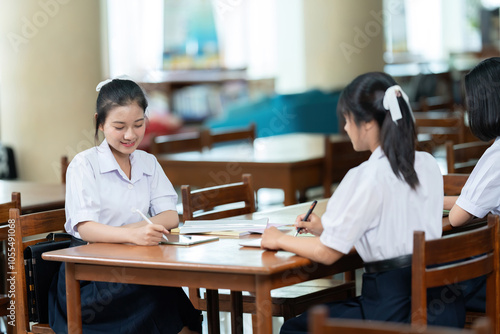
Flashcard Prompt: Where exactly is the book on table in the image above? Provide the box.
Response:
[174,217,270,237]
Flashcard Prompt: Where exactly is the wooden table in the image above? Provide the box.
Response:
[43,197,474,334]
[158,133,327,206]
[0,180,65,214]
[43,200,363,334]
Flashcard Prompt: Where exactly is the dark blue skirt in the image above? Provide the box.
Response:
[48,263,202,334]
[280,266,466,334]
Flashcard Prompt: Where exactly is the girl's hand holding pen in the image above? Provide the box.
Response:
[261,226,286,250]
[133,224,169,246]
[134,209,170,245]
[295,212,323,236]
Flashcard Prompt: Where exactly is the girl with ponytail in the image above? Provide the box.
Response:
[262,72,464,332]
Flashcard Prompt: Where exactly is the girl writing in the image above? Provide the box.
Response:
[48,78,201,333]
[262,72,463,333]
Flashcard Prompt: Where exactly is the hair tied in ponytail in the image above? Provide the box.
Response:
[382,85,412,124]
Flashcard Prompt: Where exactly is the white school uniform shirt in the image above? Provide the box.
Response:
[319,146,443,263]
[456,137,500,218]
[64,139,178,239]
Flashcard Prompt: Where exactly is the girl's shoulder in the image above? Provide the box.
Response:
[69,146,99,167]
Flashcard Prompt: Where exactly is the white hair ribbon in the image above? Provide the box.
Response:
[96,75,133,92]
[382,85,412,124]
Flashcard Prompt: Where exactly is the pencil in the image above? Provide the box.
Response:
[136,209,169,241]
[294,200,317,237]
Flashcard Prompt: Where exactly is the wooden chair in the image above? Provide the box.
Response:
[446,140,492,174]
[309,305,492,334]
[417,96,456,112]
[205,123,256,149]
[150,130,209,155]
[443,173,469,196]
[0,192,20,334]
[61,156,69,184]
[12,207,66,334]
[414,110,466,146]
[323,136,370,197]
[411,214,500,332]
[181,174,356,333]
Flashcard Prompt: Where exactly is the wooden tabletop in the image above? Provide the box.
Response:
[0,180,65,214]
[42,199,363,334]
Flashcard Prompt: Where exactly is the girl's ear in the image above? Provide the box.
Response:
[363,119,377,131]
[95,113,103,131]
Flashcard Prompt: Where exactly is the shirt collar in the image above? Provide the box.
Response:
[368,145,384,161]
[96,139,152,182]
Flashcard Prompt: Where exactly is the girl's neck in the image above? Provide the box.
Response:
[111,150,132,179]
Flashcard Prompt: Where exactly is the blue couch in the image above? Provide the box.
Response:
[204,89,342,137]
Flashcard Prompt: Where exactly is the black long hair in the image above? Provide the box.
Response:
[94,79,148,140]
[337,72,419,189]
[465,57,500,141]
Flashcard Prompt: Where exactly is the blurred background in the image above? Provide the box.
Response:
[0,0,498,183]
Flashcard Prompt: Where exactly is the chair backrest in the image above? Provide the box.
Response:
[61,156,69,184]
[446,140,492,174]
[417,96,456,112]
[181,174,256,309]
[0,192,21,240]
[181,173,256,221]
[11,207,66,332]
[411,214,499,331]
[443,173,469,196]
[150,130,209,155]
[205,123,256,149]
[414,111,465,145]
[309,305,491,334]
[323,136,370,197]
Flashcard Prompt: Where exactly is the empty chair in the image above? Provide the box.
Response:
[0,192,20,334]
[150,130,208,155]
[411,214,499,332]
[12,207,66,334]
[309,305,492,334]
[60,156,69,184]
[205,123,256,149]
[182,174,356,333]
[443,173,469,196]
[414,111,466,145]
[446,140,493,174]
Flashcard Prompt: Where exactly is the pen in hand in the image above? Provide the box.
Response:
[135,209,169,241]
[294,200,317,237]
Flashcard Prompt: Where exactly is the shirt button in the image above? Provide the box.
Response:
[128,184,133,189]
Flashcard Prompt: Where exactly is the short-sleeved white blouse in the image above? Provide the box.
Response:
[456,137,500,219]
[319,146,443,263]
[64,139,178,238]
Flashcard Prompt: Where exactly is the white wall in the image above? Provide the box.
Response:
[0,0,102,182]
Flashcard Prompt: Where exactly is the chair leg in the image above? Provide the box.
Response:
[230,291,243,334]
[206,289,220,334]
[251,314,258,333]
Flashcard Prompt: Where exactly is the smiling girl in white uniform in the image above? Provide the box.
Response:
[262,72,465,333]
[48,78,201,334]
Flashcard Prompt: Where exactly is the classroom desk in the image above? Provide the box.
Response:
[157,133,326,206]
[43,198,480,334]
[43,199,363,334]
[0,180,65,214]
